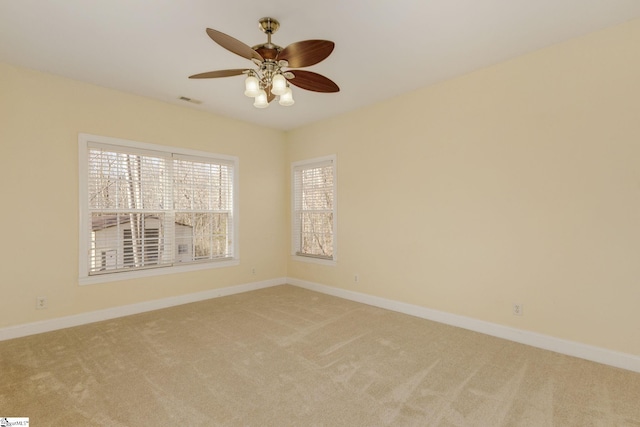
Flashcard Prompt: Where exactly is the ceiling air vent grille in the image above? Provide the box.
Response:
[178,96,202,104]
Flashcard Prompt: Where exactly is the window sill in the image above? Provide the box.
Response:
[79,259,240,286]
[291,255,337,266]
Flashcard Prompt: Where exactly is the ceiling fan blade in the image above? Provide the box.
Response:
[189,69,247,79]
[278,40,335,68]
[288,70,340,93]
[206,28,263,61]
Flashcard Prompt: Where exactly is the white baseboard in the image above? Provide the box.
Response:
[287,277,640,374]
[0,278,285,342]
[4,277,639,374]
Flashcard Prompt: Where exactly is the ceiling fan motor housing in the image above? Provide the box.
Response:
[252,43,281,60]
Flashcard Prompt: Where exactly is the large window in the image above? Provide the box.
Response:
[292,155,336,263]
[79,134,238,284]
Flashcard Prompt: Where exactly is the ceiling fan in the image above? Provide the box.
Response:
[189,17,339,108]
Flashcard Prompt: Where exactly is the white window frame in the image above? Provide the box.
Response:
[79,133,239,285]
[291,155,337,265]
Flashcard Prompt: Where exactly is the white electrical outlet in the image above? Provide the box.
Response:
[36,297,47,310]
[354,274,359,283]
[513,303,523,316]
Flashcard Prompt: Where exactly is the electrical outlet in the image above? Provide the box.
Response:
[354,274,359,283]
[513,303,523,316]
[36,296,47,310]
[251,267,256,275]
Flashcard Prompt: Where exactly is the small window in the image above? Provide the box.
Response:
[292,155,336,263]
[79,134,239,284]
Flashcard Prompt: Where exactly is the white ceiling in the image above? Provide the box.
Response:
[2,1,639,131]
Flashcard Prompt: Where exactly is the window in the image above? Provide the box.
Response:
[292,155,336,263]
[79,134,238,284]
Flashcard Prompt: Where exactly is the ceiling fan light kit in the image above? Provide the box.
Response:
[271,73,288,96]
[243,75,261,97]
[189,17,339,109]
[279,87,295,106]
[253,91,269,108]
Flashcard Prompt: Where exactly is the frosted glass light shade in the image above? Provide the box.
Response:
[271,74,287,96]
[253,90,269,108]
[278,87,294,106]
[244,75,261,97]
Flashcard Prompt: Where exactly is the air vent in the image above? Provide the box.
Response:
[178,96,202,105]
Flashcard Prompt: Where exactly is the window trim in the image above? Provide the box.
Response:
[291,155,337,266]
[78,133,240,285]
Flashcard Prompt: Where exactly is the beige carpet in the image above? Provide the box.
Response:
[1,285,639,426]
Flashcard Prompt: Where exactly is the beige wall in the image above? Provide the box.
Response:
[2,18,639,358]
[287,19,640,356]
[0,62,287,327]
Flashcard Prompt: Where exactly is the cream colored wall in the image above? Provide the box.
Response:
[0,62,287,328]
[2,18,639,357]
[287,19,640,356]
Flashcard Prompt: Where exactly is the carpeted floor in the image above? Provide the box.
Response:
[1,285,639,426]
